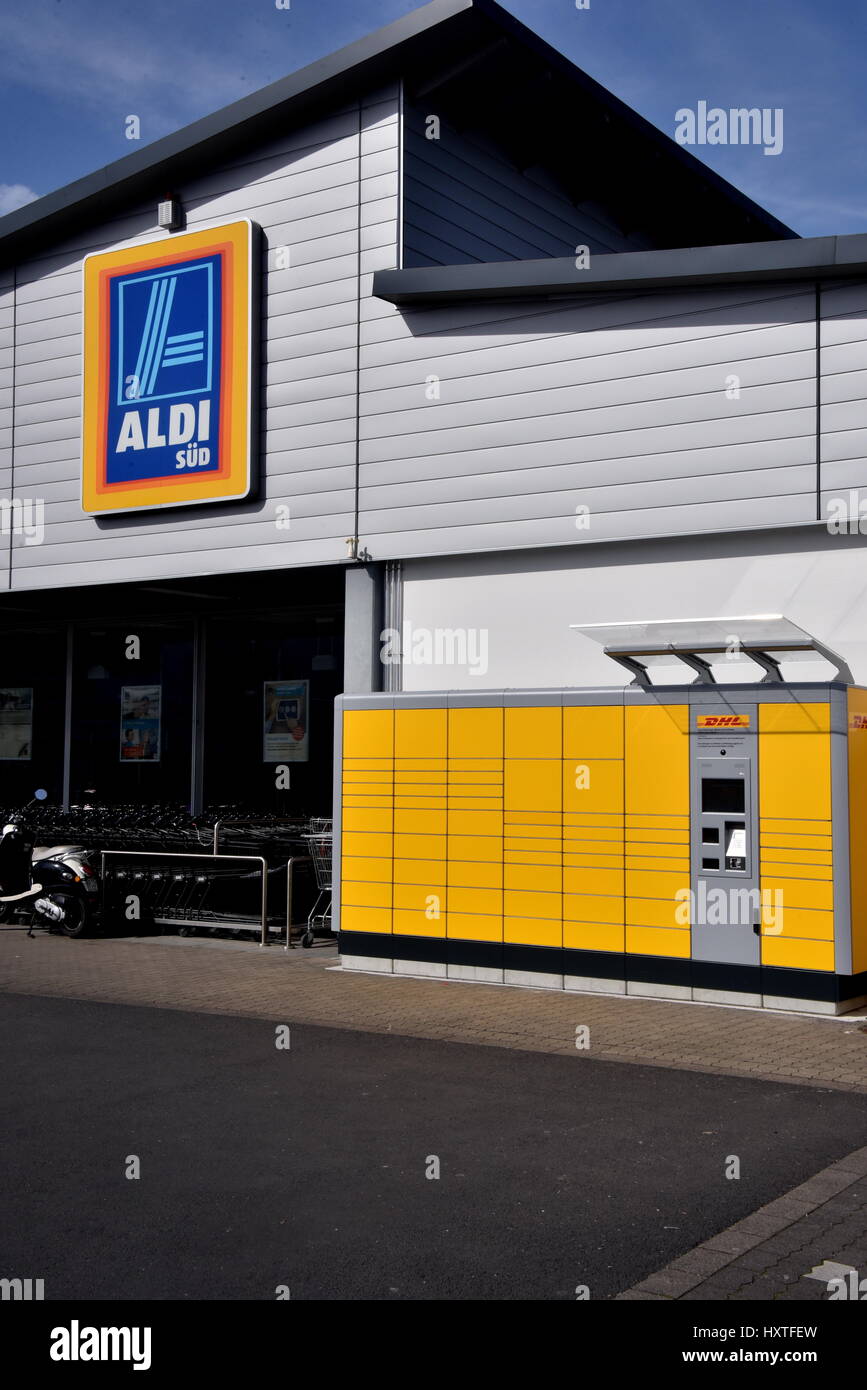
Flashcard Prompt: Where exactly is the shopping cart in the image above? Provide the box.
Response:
[301,822,333,948]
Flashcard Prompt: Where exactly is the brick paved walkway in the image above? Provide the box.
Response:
[1,929,866,1092]
[618,1145,867,1301]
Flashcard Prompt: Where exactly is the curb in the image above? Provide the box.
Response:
[616,1143,867,1299]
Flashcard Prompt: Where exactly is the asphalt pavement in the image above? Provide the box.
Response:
[1,992,865,1300]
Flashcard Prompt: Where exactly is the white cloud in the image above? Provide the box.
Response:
[0,183,39,215]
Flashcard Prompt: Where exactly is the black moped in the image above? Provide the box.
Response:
[0,791,100,937]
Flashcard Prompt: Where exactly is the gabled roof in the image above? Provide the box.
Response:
[0,0,795,266]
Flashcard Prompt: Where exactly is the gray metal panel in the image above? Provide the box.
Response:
[446,690,506,707]
[355,279,821,559]
[7,87,400,592]
[830,686,852,975]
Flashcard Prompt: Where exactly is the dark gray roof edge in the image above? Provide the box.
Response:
[374,233,867,303]
[0,0,794,264]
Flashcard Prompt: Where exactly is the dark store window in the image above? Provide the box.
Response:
[69,623,194,806]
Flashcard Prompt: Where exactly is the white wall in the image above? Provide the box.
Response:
[399,526,867,688]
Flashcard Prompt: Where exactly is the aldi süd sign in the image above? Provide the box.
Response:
[81,220,257,514]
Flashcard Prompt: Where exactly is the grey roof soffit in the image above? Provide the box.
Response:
[374,233,867,304]
[0,0,794,265]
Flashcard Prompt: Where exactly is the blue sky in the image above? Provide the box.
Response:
[0,0,864,236]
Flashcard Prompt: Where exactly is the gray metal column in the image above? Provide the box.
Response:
[343,562,386,694]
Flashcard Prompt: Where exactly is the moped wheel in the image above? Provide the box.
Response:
[54,893,90,938]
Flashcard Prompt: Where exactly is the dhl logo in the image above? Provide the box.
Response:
[696,715,751,728]
[851,714,867,729]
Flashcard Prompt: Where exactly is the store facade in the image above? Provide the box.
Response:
[2,0,867,1005]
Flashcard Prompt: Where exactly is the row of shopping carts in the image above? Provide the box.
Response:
[1,801,335,947]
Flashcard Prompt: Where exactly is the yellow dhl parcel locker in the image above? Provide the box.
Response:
[334,683,867,1013]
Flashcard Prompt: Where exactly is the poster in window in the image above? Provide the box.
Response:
[0,688,33,760]
[120,685,161,762]
[263,680,309,763]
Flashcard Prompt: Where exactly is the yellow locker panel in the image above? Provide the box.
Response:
[393,833,446,861]
[626,869,691,901]
[759,876,834,912]
[448,707,503,758]
[342,831,392,859]
[393,858,447,886]
[760,905,834,941]
[341,807,393,833]
[758,703,832,821]
[759,832,832,851]
[391,910,446,939]
[341,856,393,884]
[447,913,502,942]
[563,866,624,896]
[626,896,688,930]
[342,880,392,909]
[394,707,447,759]
[503,889,562,920]
[504,758,561,811]
[504,863,561,892]
[562,825,623,843]
[564,852,624,870]
[392,809,447,834]
[505,706,562,758]
[626,924,691,959]
[449,860,503,889]
[343,709,393,759]
[448,834,503,862]
[625,704,690,816]
[762,936,834,972]
[393,883,447,913]
[562,759,624,815]
[626,827,690,845]
[504,916,562,948]
[448,886,503,915]
[626,815,690,831]
[759,857,833,880]
[340,905,392,934]
[563,704,624,760]
[563,893,622,924]
[447,809,503,836]
[563,921,625,953]
[626,848,690,865]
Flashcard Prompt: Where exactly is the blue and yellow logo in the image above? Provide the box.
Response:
[82,220,256,514]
